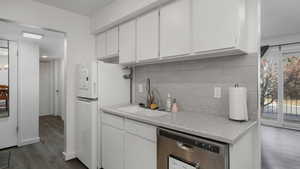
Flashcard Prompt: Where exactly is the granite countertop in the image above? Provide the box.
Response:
[101,104,257,144]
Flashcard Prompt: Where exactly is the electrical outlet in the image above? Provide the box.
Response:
[138,84,144,93]
[214,87,221,98]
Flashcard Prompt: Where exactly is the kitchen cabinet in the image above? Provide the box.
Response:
[124,133,156,169]
[124,119,156,169]
[159,0,191,58]
[96,32,106,59]
[102,113,124,169]
[101,112,157,169]
[106,27,119,57]
[136,10,159,62]
[192,0,246,54]
[94,0,249,66]
[119,20,136,65]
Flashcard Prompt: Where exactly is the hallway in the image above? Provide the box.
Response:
[0,116,86,169]
[262,125,300,169]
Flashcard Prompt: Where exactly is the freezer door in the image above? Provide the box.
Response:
[76,100,98,169]
[98,61,130,107]
[77,62,98,99]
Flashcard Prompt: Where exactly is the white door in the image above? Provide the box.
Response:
[160,0,191,58]
[136,10,159,62]
[54,60,62,117]
[39,62,52,116]
[76,100,98,169]
[119,20,136,65]
[0,41,18,149]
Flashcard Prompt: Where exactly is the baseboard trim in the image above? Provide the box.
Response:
[63,151,76,161]
[20,137,40,146]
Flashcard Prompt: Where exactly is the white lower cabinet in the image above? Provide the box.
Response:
[101,113,157,169]
[124,133,156,169]
[102,124,124,169]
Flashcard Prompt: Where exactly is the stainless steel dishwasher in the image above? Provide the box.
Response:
[157,128,229,169]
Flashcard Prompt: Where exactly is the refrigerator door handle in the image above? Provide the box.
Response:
[77,97,98,102]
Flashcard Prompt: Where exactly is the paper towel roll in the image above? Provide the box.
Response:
[229,87,248,121]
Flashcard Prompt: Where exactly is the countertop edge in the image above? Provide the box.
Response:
[100,106,258,145]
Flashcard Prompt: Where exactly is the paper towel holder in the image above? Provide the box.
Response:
[229,84,249,122]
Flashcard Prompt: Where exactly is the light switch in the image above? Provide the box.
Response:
[214,87,221,98]
[138,84,144,93]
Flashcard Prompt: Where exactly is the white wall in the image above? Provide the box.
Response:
[0,0,95,159]
[18,40,40,145]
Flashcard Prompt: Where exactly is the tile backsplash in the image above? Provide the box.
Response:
[134,53,259,120]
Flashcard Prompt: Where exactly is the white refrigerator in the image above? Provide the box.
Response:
[76,61,130,169]
[76,62,98,169]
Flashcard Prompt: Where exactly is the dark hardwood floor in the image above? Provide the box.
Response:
[2,115,87,169]
[262,125,300,169]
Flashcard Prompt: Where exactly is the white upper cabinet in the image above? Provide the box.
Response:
[136,10,159,62]
[96,32,106,59]
[106,27,119,57]
[160,0,191,58]
[192,0,246,54]
[119,20,136,65]
[94,0,248,65]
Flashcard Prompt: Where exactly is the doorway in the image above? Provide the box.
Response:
[0,39,18,150]
[0,19,67,156]
[39,60,63,118]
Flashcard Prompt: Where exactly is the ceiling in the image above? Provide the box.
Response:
[0,21,65,61]
[262,0,300,39]
[33,0,114,16]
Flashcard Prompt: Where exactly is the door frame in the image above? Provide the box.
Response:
[0,18,67,148]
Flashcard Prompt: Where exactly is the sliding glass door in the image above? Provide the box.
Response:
[282,52,300,124]
[261,47,280,121]
[262,45,300,129]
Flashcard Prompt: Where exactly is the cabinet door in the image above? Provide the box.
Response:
[106,27,119,57]
[192,0,240,52]
[137,10,159,62]
[160,0,191,58]
[124,133,156,169]
[119,20,136,64]
[102,124,124,169]
[96,32,106,59]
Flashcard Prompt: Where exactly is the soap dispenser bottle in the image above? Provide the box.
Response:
[166,93,172,112]
[171,98,179,113]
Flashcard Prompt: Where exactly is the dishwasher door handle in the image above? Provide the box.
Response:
[176,142,193,151]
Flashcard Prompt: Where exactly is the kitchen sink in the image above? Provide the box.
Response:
[117,105,169,117]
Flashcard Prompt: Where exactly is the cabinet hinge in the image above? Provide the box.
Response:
[16,126,19,133]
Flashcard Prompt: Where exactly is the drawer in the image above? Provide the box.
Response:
[102,112,124,129]
[125,119,157,142]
